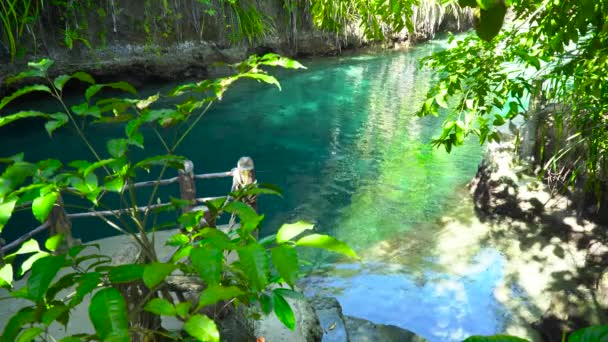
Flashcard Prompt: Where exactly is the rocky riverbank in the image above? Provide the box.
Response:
[0,1,472,94]
[469,138,608,341]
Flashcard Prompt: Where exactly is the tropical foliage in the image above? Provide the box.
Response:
[0,55,358,341]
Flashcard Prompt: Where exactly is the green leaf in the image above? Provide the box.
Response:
[85,82,136,102]
[53,75,71,91]
[474,3,507,41]
[296,234,359,259]
[70,272,101,306]
[569,325,608,342]
[41,303,69,326]
[16,327,43,342]
[0,110,50,128]
[45,113,69,137]
[32,191,58,223]
[143,262,176,289]
[28,58,54,72]
[135,155,186,171]
[0,199,17,232]
[271,245,299,287]
[260,293,272,314]
[104,176,124,193]
[197,285,244,309]
[0,264,13,288]
[71,71,95,85]
[184,314,220,342]
[6,69,45,85]
[224,201,262,233]
[0,86,52,112]
[144,298,176,316]
[108,264,144,284]
[190,247,223,286]
[276,221,314,243]
[89,288,130,342]
[243,73,282,90]
[272,292,296,330]
[45,234,64,252]
[166,233,189,246]
[260,55,306,69]
[10,239,40,256]
[176,301,192,318]
[237,243,269,291]
[27,254,66,301]
[1,307,37,342]
[107,139,128,158]
[19,252,50,276]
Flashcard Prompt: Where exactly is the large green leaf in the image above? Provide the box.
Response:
[237,243,269,291]
[107,139,128,158]
[70,272,101,306]
[184,314,220,342]
[569,325,608,342]
[1,307,37,341]
[85,82,136,102]
[89,288,130,342]
[295,234,359,259]
[45,234,64,252]
[0,110,50,128]
[464,336,529,341]
[224,201,262,233]
[16,326,44,342]
[53,71,95,91]
[276,221,314,243]
[0,264,13,288]
[474,3,507,41]
[190,247,223,286]
[27,254,66,301]
[197,285,244,309]
[144,298,176,316]
[0,199,17,232]
[45,113,69,137]
[271,244,299,287]
[32,191,58,223]
[6,69,46,85]
[0,86,52,112]
[108,264,144,284]
[176,302,192,319]
[273,292,296,330]
[28,59,54,72]
[143,262,176,289]
[41,303,69,326]
[19,252,50,276]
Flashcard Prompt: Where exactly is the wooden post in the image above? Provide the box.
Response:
[48,195,79,252]
[178,160,197,213]
[520,78,546,169]
[232,156,257,212]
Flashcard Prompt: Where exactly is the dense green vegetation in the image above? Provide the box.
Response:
[0,56,358,341]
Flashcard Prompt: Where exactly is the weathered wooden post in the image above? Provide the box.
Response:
[48,195,79,252]
[178,160,197,213]
[179,160,216,227]
[232,156,257,212]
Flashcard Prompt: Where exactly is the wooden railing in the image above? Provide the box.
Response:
[0,157,257,255]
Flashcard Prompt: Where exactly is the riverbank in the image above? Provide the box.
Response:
[469,138,608,341]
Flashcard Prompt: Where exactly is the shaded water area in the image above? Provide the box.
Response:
[3,38,566,341]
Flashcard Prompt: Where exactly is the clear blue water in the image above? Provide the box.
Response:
[2,38,516,341]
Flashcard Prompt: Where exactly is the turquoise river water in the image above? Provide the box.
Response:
[2,37,531,341]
